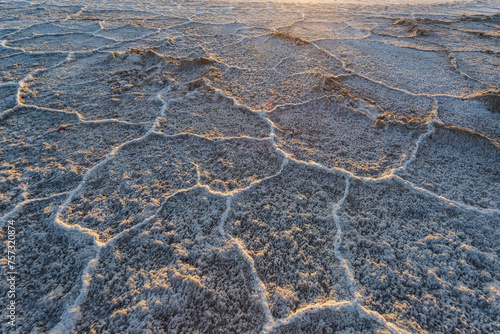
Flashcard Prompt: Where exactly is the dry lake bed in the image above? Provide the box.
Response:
[0,0,499,332]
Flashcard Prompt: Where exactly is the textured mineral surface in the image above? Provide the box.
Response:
[0,0,499,333]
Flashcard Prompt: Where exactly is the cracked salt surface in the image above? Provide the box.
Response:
[0,0,499,333]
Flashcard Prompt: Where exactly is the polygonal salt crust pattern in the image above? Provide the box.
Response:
[369,17,500,53]
[162,56,224,85]
[316,39,488,96]
[212,70,330,111]
[59,135,199,243]
[269,97,425,177]
[157,84,270,139]
[269,305,389,334]
[0,4,81,29]
[0,107,149,216]
[398,125,500,209]
[4,33,115,53]
[74,9,158,24]
[421,21,500,53]
[98,36,167,53]
[342,16,390,31]
[179,135,284,194]
[101,35,208,60]
[75,188,267,334]
[188,6,252,25]
[169,21,244,38]
[1,2,499,333]
[437,96,500,141]
[337,74,434,120]
[0,197,96,334]
[226,161,350,320]
[2,22,76,41]
[453,52,500,87]
[225,6,303,29]
[227,26,271,40]
[128,17,189,30]
[272,48,344,76]
[443,20,499,35]
[204,34,344,110]
[338,179,500,333]
[366,34,445,52]
[60,133,283,242]
[201,33,344,74]
[295,5,356,21]
[20,51,167,122]
[95,25,157,41]
[53,20,102,33]
[278,21,369,41]
[0,53,68,85]
[372,21,423,38]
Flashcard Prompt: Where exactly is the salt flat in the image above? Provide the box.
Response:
[0,0,499,333]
